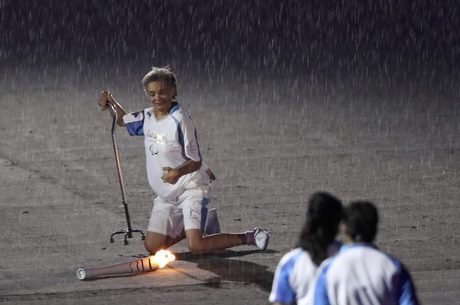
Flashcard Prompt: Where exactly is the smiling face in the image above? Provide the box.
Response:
[145,80,176,118]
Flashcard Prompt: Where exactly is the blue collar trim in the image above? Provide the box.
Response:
[170,102,180,114]
[339,242,376,253]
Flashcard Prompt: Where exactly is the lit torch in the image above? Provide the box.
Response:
[76,250,175,280]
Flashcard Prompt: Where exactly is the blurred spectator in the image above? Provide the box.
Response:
[269,192,343,305]
[303,201,419,305]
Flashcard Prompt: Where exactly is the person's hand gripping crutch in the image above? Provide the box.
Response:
[97,90,127,127]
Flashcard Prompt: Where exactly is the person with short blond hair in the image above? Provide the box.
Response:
[97,66,269,254]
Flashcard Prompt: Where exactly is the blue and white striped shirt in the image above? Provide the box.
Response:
[301,243,419,305]
[270,243,341,304]
[124,103,209,200]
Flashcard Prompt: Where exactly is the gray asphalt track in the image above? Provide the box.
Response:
[0,59,459,304]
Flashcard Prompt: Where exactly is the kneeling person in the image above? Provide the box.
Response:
[97,66,269,254]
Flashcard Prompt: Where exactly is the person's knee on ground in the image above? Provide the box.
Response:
[144,230,186,254]
[186,229,208,254]
[144,231,167,255]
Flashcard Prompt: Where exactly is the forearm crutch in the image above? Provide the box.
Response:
[107,102,145,244]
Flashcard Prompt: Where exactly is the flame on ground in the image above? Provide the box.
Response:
[150,250,175,269]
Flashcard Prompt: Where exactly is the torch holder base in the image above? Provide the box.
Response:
[110,228,145,245]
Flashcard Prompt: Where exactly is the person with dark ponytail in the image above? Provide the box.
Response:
[269,192,343,305]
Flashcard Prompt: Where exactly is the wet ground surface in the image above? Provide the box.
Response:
[0,58,459,304]
[1,2,460,303]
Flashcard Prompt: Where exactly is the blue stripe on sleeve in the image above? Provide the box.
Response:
[271,251,302,303]
[397,265,420,305]
[125,111,144,136]
[313,261,333,305]
[126,121,144,136]
[385,254,420,305]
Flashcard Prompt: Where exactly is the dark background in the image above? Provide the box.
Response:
[1,0,459,88]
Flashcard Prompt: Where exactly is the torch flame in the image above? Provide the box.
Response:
[150,249,175,269]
